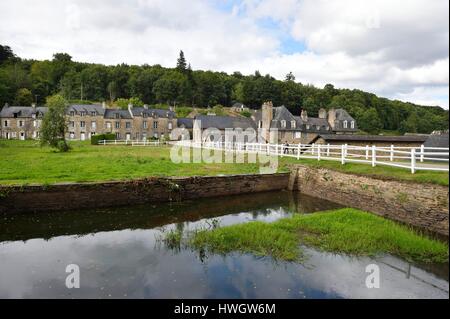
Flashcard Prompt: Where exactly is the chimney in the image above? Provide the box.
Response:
[327,108,336,129]
[31,103,36,109]
[102,101,106,109]
[318,108,327,119]
[261,101,274,142]
[301,109,308,121]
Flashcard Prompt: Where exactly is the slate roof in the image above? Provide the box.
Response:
[0,106,48,118]
[317,134,428,143]
[177,118,194,129]
[104,109,133,119]
[330,108,358,132]
[130,107,175,118]
[195,115,257,130]
[424,134,449,148]
[67,104,106,116]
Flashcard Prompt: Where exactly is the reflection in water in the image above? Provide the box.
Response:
[0,191,448,299]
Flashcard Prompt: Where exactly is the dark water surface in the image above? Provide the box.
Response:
[0,191,448,299]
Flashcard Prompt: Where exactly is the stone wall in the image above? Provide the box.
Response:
[0,173,289,214]
[291,165,449,236]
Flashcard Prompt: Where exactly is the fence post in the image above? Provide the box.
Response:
[411,148,416,174]
[297,144,300,159]
[311,143,315,155]
[341,144,345,164]
[344,144,348,157]
[420,144,424,162]
[365,145,369,160]
[103,140,106,146]
[327,143,330,157]
[390,144,394,161]
[317,144,321,161]
[372,145,376,167]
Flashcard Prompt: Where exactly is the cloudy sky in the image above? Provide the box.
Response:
[0,0,448,108]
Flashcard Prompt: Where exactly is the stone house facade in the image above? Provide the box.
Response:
[0,104,47,140]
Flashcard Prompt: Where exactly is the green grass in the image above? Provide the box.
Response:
[188,208,449,263]
[0,140,262,185]
[279,157,449,186]
[0,140,447,186]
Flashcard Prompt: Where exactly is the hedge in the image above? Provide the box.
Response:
[91,133,116,145]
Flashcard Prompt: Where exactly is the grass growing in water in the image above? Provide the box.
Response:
[188,208,449,264]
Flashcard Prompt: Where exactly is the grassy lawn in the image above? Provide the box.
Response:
[0,140,447,186]
[279,157,449,186]
[186,208,449,264]
[0,140,262,185]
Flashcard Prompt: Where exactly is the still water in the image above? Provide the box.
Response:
[0,191,448,299]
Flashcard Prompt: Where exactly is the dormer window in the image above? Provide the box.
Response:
[343,120,348,129]
[306,125,310,130]
[316,125,320,130]
[70,111,75,116]
[281,120,286,128]
[351,121,355,129]
[143,113,148,118]
[91,111,96,116]
[115,113,120,119]
[291,121,296,128]
[80,111,86,116]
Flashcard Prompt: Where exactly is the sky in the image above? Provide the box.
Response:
[0,0,448,109]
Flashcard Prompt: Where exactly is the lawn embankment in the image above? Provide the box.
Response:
[279,157,449,186]
[186,208,449,264]
[0,140,447,186]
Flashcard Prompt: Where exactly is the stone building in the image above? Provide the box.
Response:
[66,104,107,140]
[0,104,47,140]
[252,101,358,144]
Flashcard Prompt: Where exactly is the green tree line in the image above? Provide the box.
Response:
[0,45,448,134]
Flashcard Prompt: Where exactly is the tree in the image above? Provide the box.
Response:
[40,94,70,152]
[15,88,33,105]
[285,72,295,82]
[116,97,144,109]
[153,70,189,106]
[107,81,117,102]
[0,45,16,64]
[399,111,419,134]
[176,50,187,72]
[357,108,383,134]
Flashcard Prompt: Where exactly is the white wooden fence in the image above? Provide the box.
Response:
[98,139,161,147]
[176,140,449,174]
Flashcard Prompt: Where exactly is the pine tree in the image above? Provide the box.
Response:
[285,72,295,81]
[176,50,187,72]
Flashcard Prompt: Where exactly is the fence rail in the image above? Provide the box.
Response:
[175,140,449,174]
[98,139,161,147]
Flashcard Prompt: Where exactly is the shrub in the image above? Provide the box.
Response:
[91,133,116,145]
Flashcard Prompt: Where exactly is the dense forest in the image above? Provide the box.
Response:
[0,45,448,134]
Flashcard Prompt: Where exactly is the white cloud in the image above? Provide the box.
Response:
[0,0,448,108]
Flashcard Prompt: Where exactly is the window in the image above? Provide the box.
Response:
[91,132,96,136]
[69,121,75,127]
[3,120,8,127]
[143,121,147,129]
[154,133,159,138]
[18,120,24,127]
[69,132,75,139]
[143,113,148,118]
[280,120,286,128]
[295,132,302,139]
[115,122,120,129]
[115,132,120,139]
[115,113,120,119]
[80,121,85,128]
[168,122,173,130]
[91,111,96,116]
[291,121,296,128]
[106,122,112,129]
[91,121,96,129]
[258,121,262,128]
[306,125,310,130]
[153,121,158,129]
[80,111,86,116]
[316,125,320,130]
[343,120,348,129]
[70,111,75,116]
[33,120,37,127]
[125,122,131,129]
[351,121,355,129]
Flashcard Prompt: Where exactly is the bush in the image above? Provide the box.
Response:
[91,133,116,145]
[57,140,71,152]
[241,110,251,118]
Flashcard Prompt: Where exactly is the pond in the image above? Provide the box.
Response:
[0,191,448,299]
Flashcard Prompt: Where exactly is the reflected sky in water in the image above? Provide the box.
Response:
[0,191,448,299]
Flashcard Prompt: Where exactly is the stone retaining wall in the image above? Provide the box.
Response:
[0,173,289,214]
[291,165,449,236]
